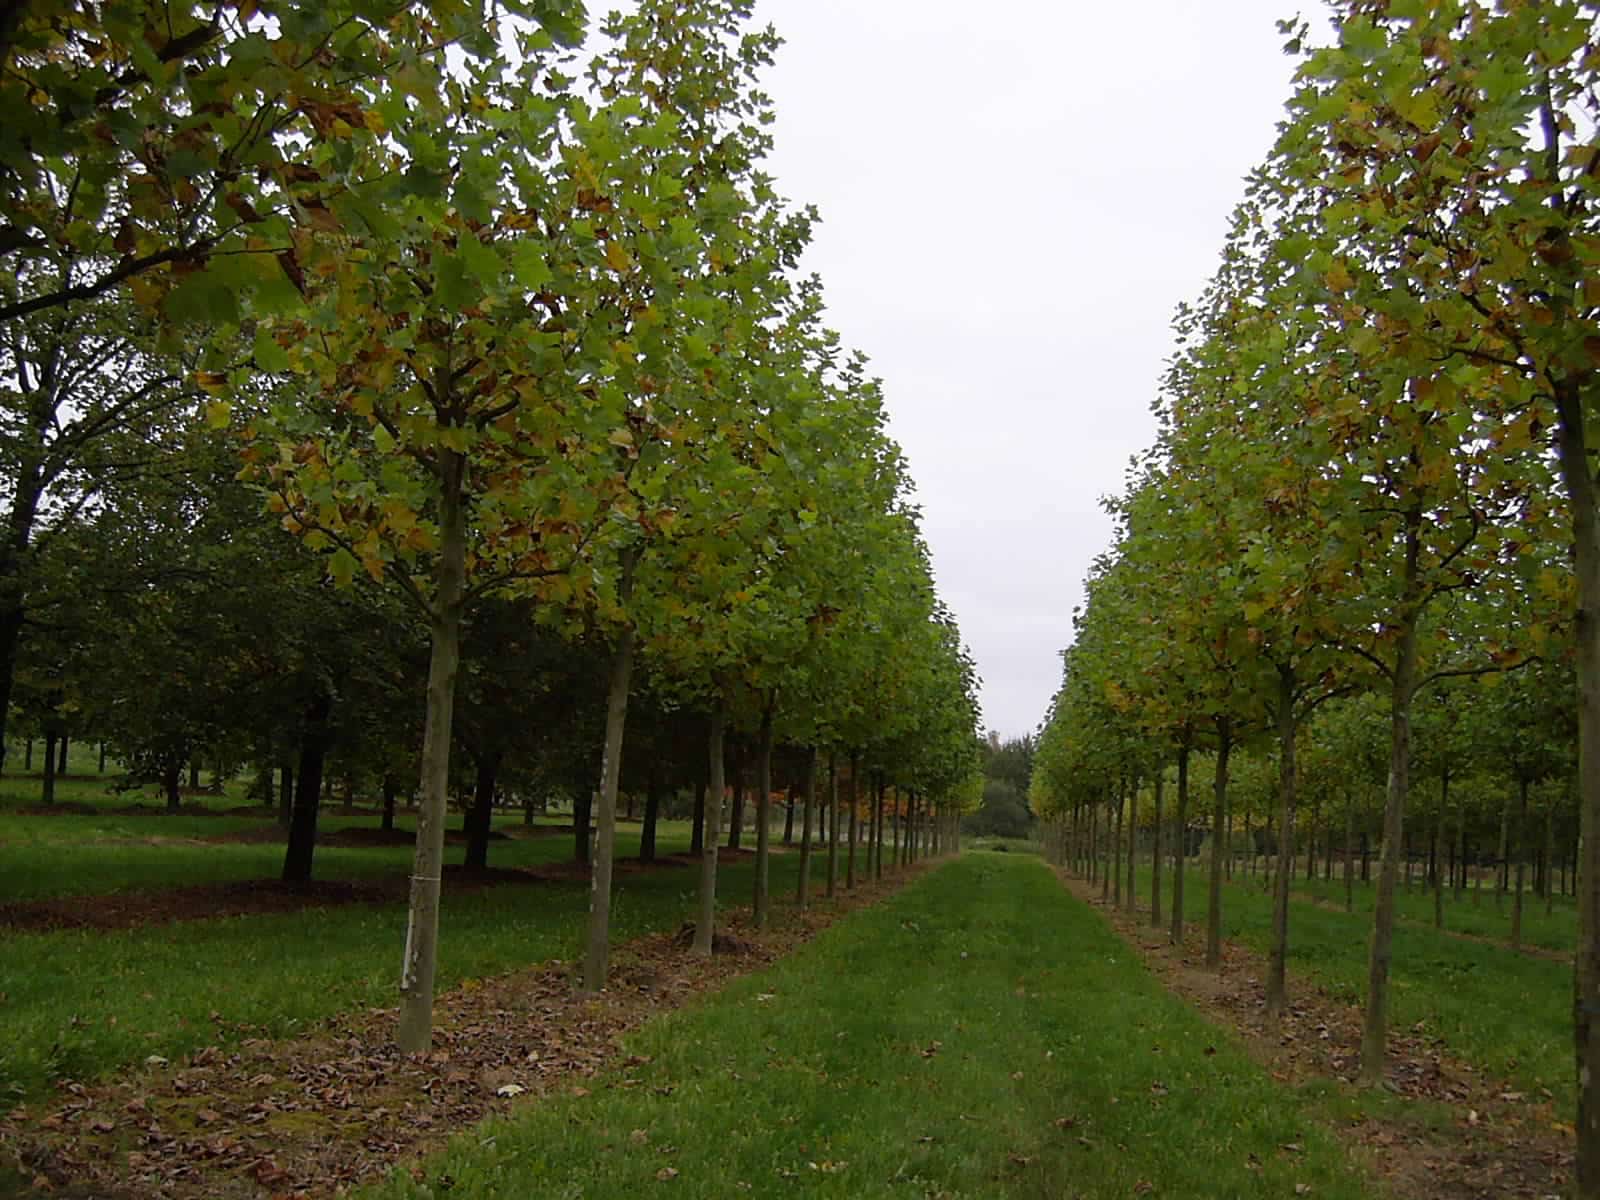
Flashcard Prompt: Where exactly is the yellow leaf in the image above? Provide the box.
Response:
[205,401,232,429]
[1325,260,1354,292]
[195,371,228,394]
[604,241,632,272]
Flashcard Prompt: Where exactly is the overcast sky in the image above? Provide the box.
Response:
[751,1,1304,738]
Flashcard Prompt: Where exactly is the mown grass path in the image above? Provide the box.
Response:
[361,853,1370,1200]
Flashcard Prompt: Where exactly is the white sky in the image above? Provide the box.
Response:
[755,0,1304,738]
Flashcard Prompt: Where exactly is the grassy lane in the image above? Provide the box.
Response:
[0,840,776,1109]
[359,854,1370,1200]
[1137,864,1570,1109]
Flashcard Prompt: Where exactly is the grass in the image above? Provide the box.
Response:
[0,820,807,1109]
[1132,861,1572,1111]
[1282,867,1576,954]
[0,808,592,902]
[355,853,1371,1200]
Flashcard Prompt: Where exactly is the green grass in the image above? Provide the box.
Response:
[1280,867,1576,953]
[0,808,601,901]
[356,853,1371,1200]
[0,820,753,1109]
[1134,861,1572,1111]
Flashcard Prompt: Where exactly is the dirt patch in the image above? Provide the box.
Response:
[0,866,932,1199]
[1055,870,1572,1200]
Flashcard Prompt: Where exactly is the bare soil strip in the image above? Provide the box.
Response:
[1056,870,1572,1200]
[1,866,927,1199]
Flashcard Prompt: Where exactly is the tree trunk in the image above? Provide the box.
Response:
[1453,767,1466,903]
[1360,508,1423,1086]
[22,737,30,771]
[187,758,198,791]
[797,747,816,909]
[783,782,795,847]
[727,743,744,850]
[582,563,638,994]
[57,736,67,775]
[282,694,332,883]
[98,740,107,774]
[1344,789,1355,913]
[1125,780,1137,913]
[1498,788,1512,911]
[40,729,55,805]
[574,789,592,866]
[753,703,774,929]
[1432,803,1444,931]
[278,762,293,829]
[1112,781,1124,907]
[1208,720,1232,969]
[464,752,499,872]
[873,772,885,882]
[382,772,398,833]
[846,753,859,889]
[1171,737,1190,946]
[640,765,662,864]
[396,441,467,1055]
[826,751,839,898]
[1151,766,1164,927]
[693,708,726,957]
[1267,664,1298,1023]
[1545,789,1558,918]
[162,763,180,814]
[690,776,706,856]
[1513,775,1529,954]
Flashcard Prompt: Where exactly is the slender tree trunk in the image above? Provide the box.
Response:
[1171,737,1190,946]
[396,442,467,1055]
[98,740,106,774]
[873,772,885,882]
[1545,790,1558,918]
[783,781,796,847]
[1344,789,1355,913]
[162,763,180,814]
[693,708,726,957]
[1151,767,1164,927]
[22,738,30,771]
[1208,721,1232,969]
[1498,788,1512,911]
[1453,767,1466,903]
[40,729,55,805]
[1112,781,1124,907]
[282,693,332,883]
[1360,510,1423,1085]
[1101,794,1113,902]
[574,789,592,866]
[846,753,859,889]
[1432,804,1444,931]
[1267,664,1298,1023]
[57,736,67,775]
[753,704,774,929]
[797,747,816,909]
[1513,775,1529,954]
[382,772,398,833]
[582,564,638,994]
[727,743,744,850]
[1125,779,1137,913]
[827,751,839,898]
[640,766,662,864]
[278,762,293,829]
[464,752,499,871]
[690,776,706,857]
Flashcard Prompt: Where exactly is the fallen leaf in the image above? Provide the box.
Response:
[656,1167,679,1181]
